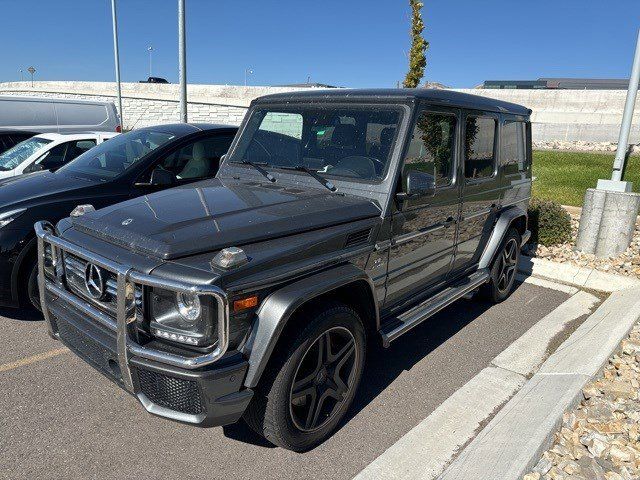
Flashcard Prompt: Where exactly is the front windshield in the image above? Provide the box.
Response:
[0,137,52,171]
[58,129,176,180]
[227,105,403,181]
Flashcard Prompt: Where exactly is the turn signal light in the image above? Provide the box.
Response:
[233,295,258,312]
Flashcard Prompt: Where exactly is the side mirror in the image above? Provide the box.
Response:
[220,153,227,163]
[149,167,177,187]
[403,169,436,198]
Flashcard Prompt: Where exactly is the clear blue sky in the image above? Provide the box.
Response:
[2,0,639,88]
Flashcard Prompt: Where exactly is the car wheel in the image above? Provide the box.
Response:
[244,302,366,451]
[481,228,521,303]
[26,260,42,312]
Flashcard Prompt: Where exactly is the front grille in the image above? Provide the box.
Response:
[56,315,122,385]
[63,253,142,318]
[137,369,204,415]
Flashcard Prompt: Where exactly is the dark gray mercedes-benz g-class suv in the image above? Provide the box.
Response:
[36,89,532,451]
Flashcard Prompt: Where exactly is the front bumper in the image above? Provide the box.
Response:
[35,221,253,427]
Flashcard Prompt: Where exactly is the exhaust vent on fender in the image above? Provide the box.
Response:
[344,228,372,248]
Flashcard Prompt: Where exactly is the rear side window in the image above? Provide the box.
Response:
[500,121,528,176]
[403,111,456,187]
[55,103,109,127]
[0,100,56,127]
[464,116,496,180]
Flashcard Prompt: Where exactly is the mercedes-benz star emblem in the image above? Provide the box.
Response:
[84,263,105,300]
[121,218,133,226]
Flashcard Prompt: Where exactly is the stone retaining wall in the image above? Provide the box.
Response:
[1,81,638,149]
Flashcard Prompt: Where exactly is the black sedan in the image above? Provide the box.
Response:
[0,123,237,310]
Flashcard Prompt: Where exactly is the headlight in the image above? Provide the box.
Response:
[0,208,26,228]
[149,288,216,347]
[176,292,201,321]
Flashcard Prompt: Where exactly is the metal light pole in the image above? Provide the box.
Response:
[178,0,187,122]
[147,45,154,78]
[244,68,253,86]
[19,69,23,81]
[111,0,124,129]
[577,30,640,257]
[610,29,640,183]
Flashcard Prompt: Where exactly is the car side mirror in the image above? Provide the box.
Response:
[149,167,177,187]
[220,153,227,163]
[401,169,436,199]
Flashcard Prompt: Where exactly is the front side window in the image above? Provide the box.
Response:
[0,137,52,171]
[464,116,496,180]
[59,129,175,181]
[153,134,235,181]
[403,111,456,187]
[228,105,403,181]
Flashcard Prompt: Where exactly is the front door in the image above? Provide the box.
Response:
[385,106,461,307]
[452,111,502,274]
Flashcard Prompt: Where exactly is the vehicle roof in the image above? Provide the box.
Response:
[137,123,237,136]
[0,95,115,106]
[253,88,531,116]
[34,132,119,141]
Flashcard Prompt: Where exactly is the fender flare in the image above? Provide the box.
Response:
[241,263,378,388]
[478,206,528,270]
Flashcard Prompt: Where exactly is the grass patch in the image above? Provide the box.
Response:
[532,150,640,206]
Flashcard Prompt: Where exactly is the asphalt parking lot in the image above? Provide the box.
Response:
[0,281,571,480]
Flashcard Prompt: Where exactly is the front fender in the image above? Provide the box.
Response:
[241,263,378,388]
[478,206,528,269]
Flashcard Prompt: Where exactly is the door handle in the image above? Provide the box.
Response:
[443,217,455,228]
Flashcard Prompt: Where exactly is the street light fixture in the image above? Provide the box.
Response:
[245,68,254,86]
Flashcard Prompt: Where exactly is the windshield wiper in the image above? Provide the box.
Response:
[279,165,336,192]
[232,160,276,183]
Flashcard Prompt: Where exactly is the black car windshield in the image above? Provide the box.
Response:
[227,105,403,181]
[0,137,52,171]
[58,129,176,181]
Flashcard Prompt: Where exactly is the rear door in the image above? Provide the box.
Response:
[385,105,461,306]
[451,111,501,274]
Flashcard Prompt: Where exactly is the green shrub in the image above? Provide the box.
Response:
[528,198,572,246]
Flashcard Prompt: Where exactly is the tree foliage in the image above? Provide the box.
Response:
[403,0,429,88]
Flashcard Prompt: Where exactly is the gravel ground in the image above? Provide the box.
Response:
[523,323,640,480]
[523,215,640,278]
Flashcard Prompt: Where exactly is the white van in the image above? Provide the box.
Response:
[0,96,121,134]
[0,132,118,178]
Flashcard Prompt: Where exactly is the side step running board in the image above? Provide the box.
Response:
[380,269,490,347]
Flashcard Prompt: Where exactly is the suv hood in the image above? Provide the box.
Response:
[70,179,381,260]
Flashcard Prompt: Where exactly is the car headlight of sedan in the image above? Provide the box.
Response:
[148,288,217,347]
[0,208,26,228]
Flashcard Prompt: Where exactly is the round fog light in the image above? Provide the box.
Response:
[176,292,201,321]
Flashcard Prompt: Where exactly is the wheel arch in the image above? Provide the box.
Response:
[241,263,379,388]
[478,206,527,270]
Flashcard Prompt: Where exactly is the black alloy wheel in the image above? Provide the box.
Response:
[289,326,358,432]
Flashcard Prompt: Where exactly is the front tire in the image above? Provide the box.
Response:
[481,228,521,303]
[244,302,366,451]
[24,259,42,312]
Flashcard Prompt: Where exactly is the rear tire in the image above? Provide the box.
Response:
[244,302,366,452]
[480,228,521,303]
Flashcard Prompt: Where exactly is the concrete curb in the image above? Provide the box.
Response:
[437,287,640,480]
[353,282,599,480]
[518,255,640,293]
